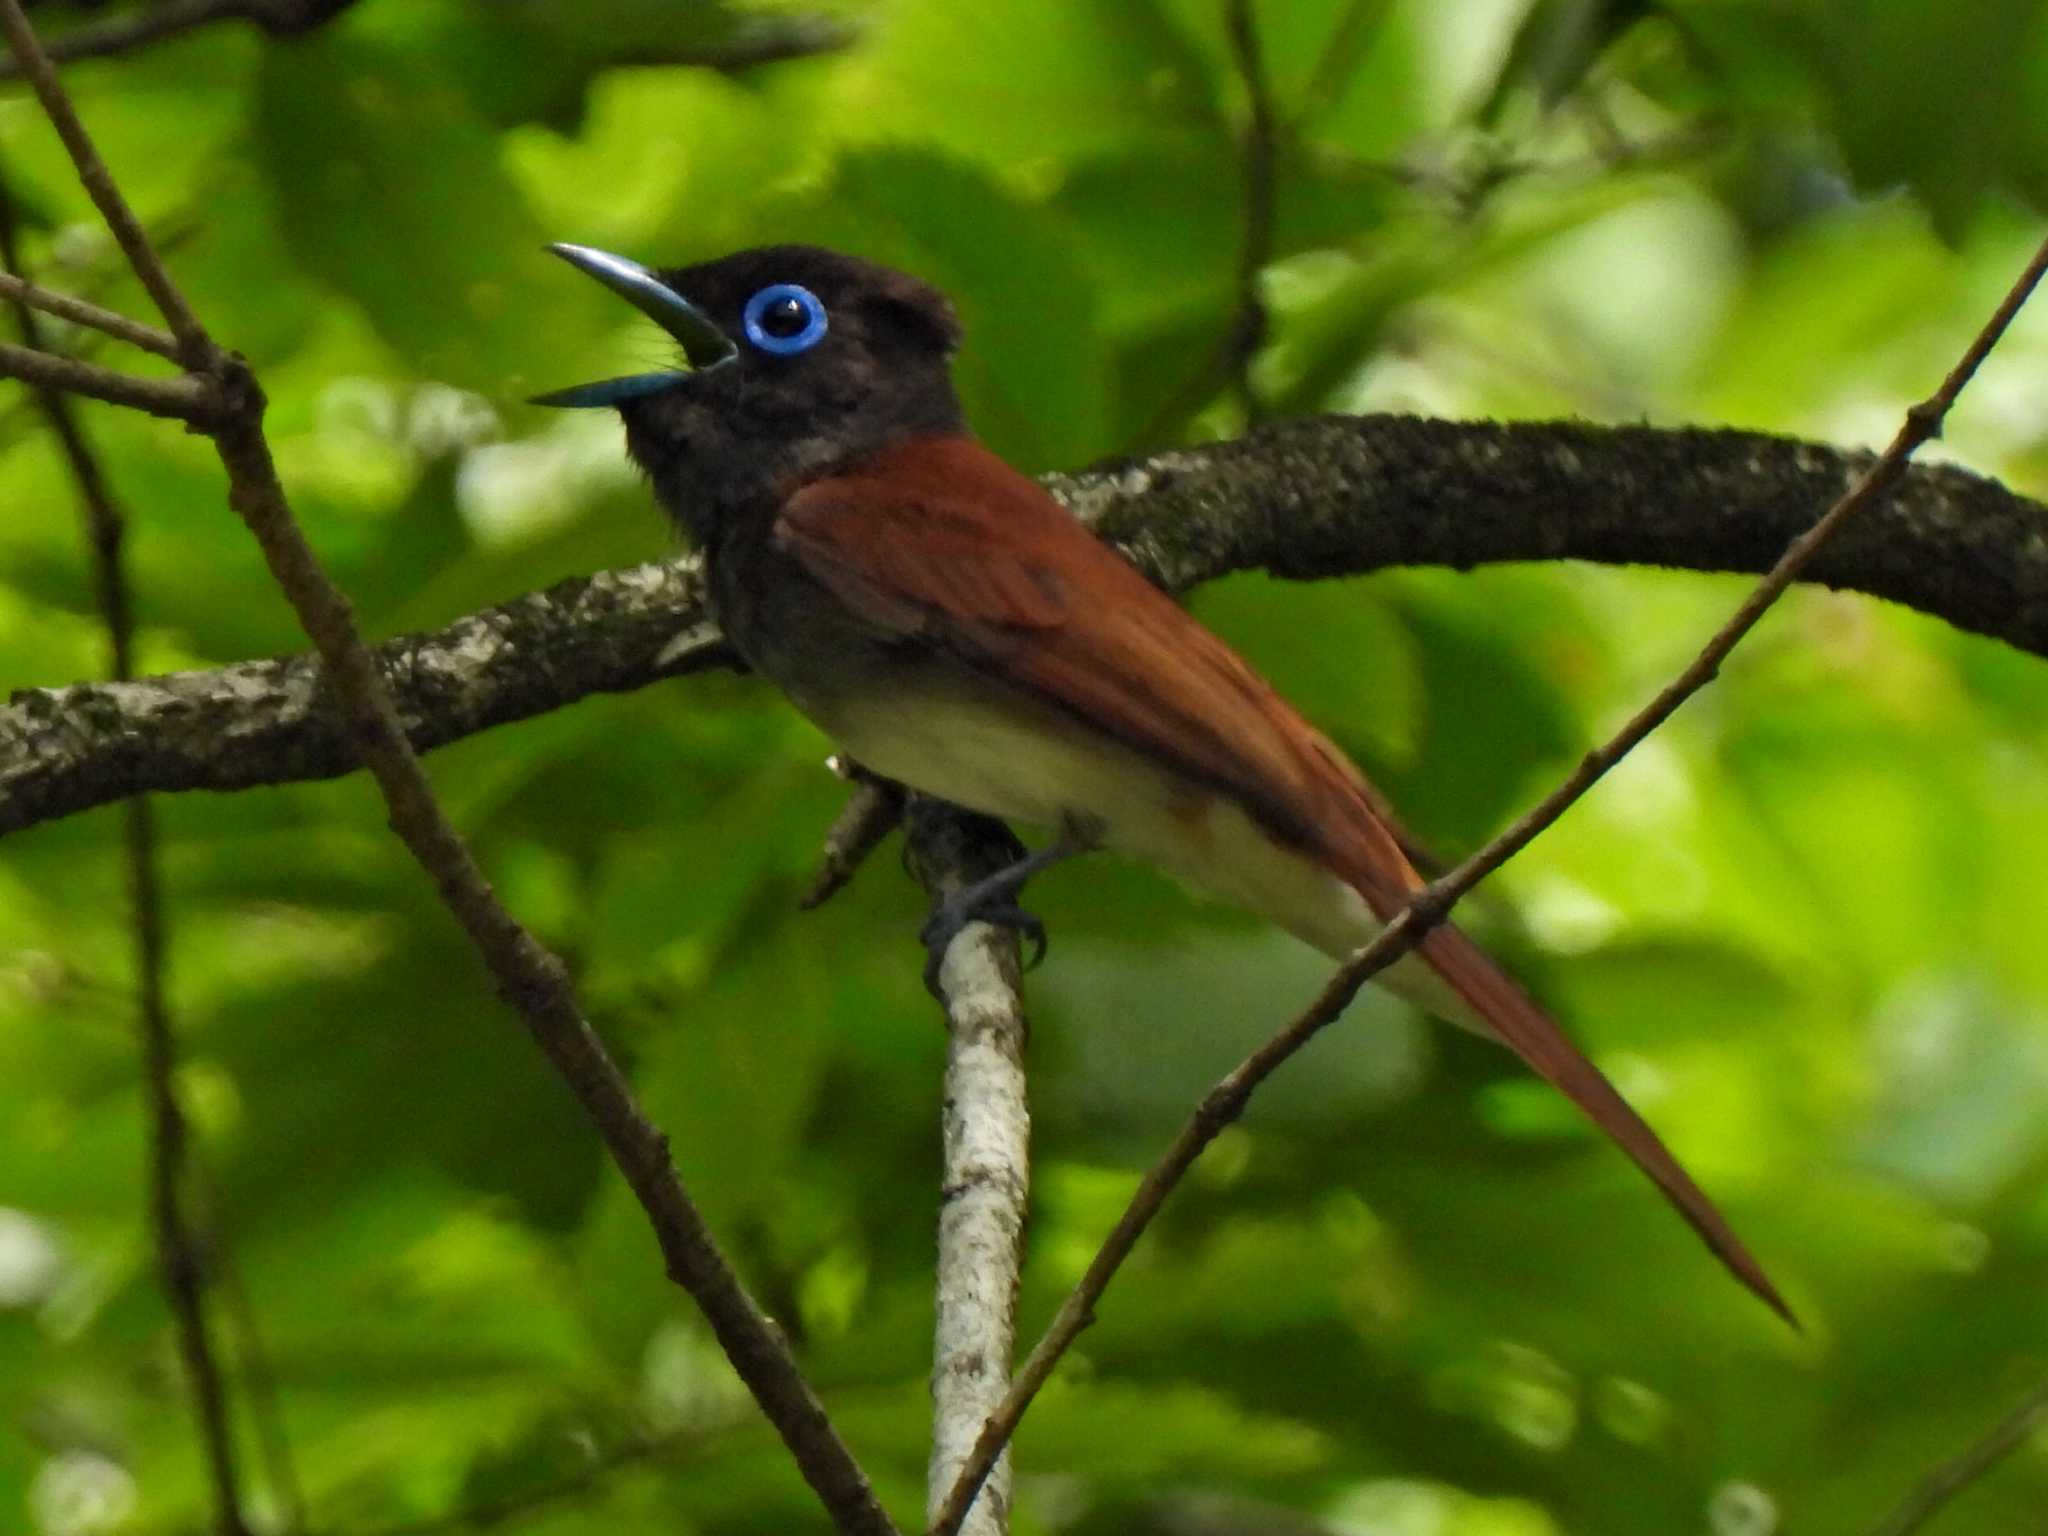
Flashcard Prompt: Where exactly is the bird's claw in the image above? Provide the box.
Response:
[920,898,1049,997]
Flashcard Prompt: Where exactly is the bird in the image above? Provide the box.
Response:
[535,240,1791,1324]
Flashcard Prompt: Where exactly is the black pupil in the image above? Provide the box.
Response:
[760,295,808,338]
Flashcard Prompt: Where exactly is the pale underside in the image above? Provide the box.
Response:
[800,671,1475,1025]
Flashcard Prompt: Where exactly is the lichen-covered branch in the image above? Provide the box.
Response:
[5,415,2044,841]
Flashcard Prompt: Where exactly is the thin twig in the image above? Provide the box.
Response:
[352,1427,701,1536]
[0,210,200,444]
[1868,1374,2048,1536]
[1222,0,1277,420]
[2,6,899,1532]
[0,163,251,1536]
[928,222,2048,1536]
[1125,0,1281,447]
[0,0,252,77]
[1293,0,1391,127]
[618,13,858,74]
[191,1160,306,1533]
[0,1,843,82]
[0,337,212,418]
[801,773,907,910]
[0,267,181,358]
[905,803,1033,1536]
[0,0,211,361]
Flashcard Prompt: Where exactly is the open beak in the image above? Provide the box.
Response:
[530,243,736,407]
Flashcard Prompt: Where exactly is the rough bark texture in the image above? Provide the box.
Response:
[6,413,2045,839]
[0,560,723,833]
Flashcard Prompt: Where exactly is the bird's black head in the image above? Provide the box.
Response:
[535,243,967,548]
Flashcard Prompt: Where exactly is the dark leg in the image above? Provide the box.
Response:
[920,833,1088,997]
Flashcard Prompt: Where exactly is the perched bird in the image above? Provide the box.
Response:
[537,242,1789,1322]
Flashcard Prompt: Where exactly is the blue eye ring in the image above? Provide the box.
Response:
[742,283,828,355]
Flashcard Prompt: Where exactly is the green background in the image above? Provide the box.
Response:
[4,1,2048,1532]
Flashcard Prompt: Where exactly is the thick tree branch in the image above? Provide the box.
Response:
[0,559,724,836]
[904,802,1033,1536]
[5,417,2047,841]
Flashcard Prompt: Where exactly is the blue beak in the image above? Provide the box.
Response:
[531,243,736,407]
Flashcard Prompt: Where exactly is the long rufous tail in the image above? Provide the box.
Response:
[1414,919,1795,1325]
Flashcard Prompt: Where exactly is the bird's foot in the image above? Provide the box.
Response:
[920,898,1047,996]
[919,836,1083,997]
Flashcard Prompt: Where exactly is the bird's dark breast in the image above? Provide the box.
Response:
[706,514,921,717]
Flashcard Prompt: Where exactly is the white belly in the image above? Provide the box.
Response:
[807,680,1470,1019]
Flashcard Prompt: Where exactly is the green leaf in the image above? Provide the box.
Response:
[253,36,588,395]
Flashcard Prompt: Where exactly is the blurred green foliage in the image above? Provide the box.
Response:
[4,1,2048,1533]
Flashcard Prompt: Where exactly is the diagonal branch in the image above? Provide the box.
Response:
[0,0,850,83]
[1,6,898,1532]
[0,1,304,79]
[923,224,2048,1536]
[0,3,208,359]
[0,336,213,417]
[1867,1373,2048,1536]
[0,267,181,358]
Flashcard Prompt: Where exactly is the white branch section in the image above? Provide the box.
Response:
[928,920,1032,1536]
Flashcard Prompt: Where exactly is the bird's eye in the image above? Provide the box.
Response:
[742,283,828,356]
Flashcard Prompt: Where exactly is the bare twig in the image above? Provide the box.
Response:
[1126,0,1281,447]
[0,1,845,83]
[1,7,897,1532]
[1294,0,1391,127]
[0,209,200,443]
[927,222,2048,1536]
[352,1427,701,1536]
[905,802,1033,1536]
[0,337,212,418]
[1868,1374,2048,1536]
[133,814,252,1536]
[0,1,210,360]
[1222,0,1277,420]
[3,0,249,73]
[0,164,251,1536]
[0,267,180,358]
[0,0,359,81]
[801,774,908,910]
[191,1161,306,1533]
[618,13,858,74]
